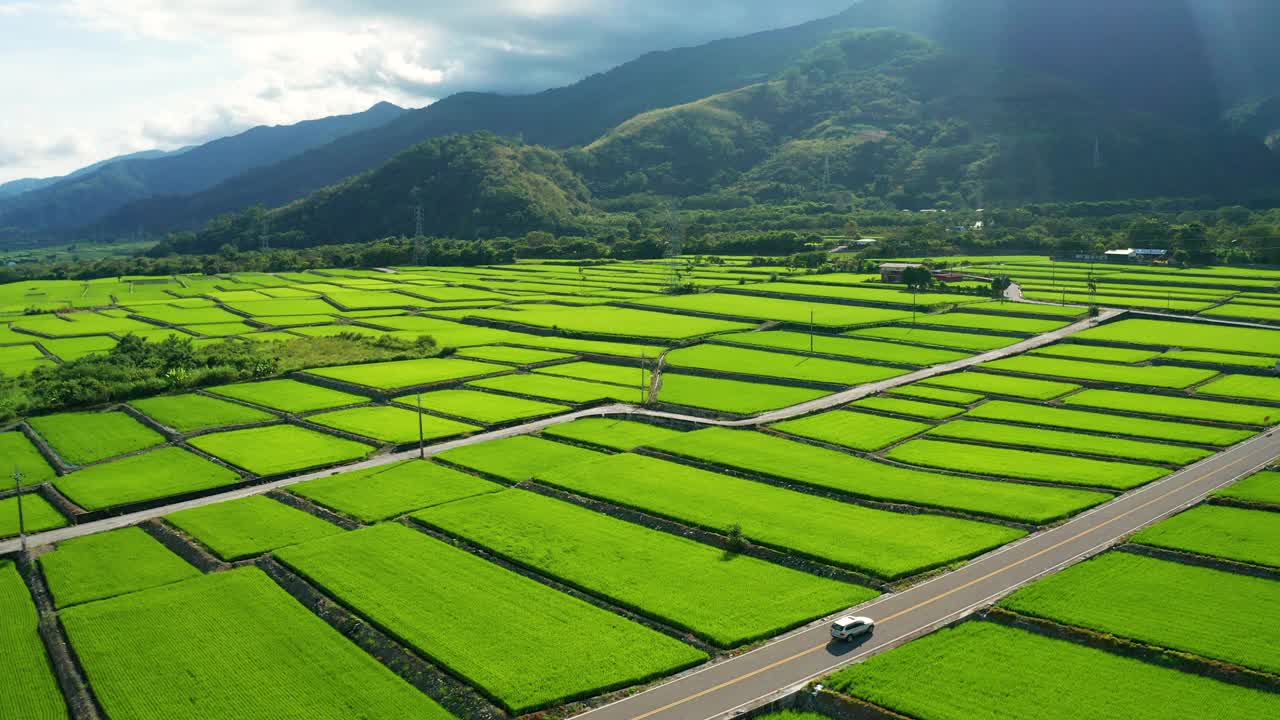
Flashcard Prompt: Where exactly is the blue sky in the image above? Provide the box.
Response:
[0,1,852,183]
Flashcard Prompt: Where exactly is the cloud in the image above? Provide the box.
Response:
[5,1,853,180]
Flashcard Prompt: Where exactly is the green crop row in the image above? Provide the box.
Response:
[469,372,639,404]
[1198,374,1280,403]
[886,384,983,405]
[919,312,1069,334]
[846,326,1017,351]
[922,371,1080,400]
[1133,505,1280,568]
[0,561,69,720]
[0,431,56,488]
[54,446,241,511]
[305,357,506,391]
[629,293,912,328]
[657,373,828,415]
[39,527,199,608]
[1063,389,1273,425]
[28,410,165,466]
[276,523,705,713]
[665,344,906,387]
[209,378,368,413]
[308,405,479,445]
[0,494,67,540]
[129,393,276,433]
[534,451,1024,579]
[849,396,965,419]
[714,330,969,366]
[1161,350,1279,369]
[771,409,930,451]
[1074,318,1280,353]
[454,345,576,365]
[189,425,372,477]
[1028,344,1160,363]
[291,459,503,523]
[437,435,605,482]
[886,439,1168,490]
[981,355,1217,389]
[925,420,1211,465]
[535,361,650,387]
[541,418,685,451]
[469,304,751,339]
[404,388,568,424]
[166,496,345,561]
[964,400,1252,446]
[416,489,874,647]
[1215,469,1280,507]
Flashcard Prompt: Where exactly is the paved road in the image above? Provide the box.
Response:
[573,426,1280,720]
[0,308,1120,554]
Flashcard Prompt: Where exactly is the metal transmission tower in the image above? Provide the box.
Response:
[665,206,685,292]
[258,218,270,252]
[414,205,424,238]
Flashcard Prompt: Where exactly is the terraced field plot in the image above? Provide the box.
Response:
[657,373,827,415]
[731,282,976,307]
[846,325,1018,351]
[1133,505,1280,568]
[925,420,1211,465]
[438,435,605,481]
[827,621,1280,720]
[770,409,929,451]
[506,335,666,359]
[714,330,968,365]
[1024,290,1214,312]
[416,489,874,647]
[535,452,1024,579]
[468,305,751,340]
[0,560,68,720]
[292,459,502,522]
[541,417,685,450]
[919,312,1069,334]
[1028,343,1160,363]
[664,344,905,386]
[1002,552,1280,674]
[649,428,1108,523]
[1063,389,1274,425]
[54,446,242,511]
[964,301,1086,318]
[535,360,650,387]
[1074,318,1279,353]
[61,568,451,720]
[12,311,155,337]
[965,399,1253,446]
[887,439,1168,489]
[188,425,371,476]
[0,494,67,538]
[1215,469,1280,507]
[166,495,344,560]
[629,293,911,327]
[39,527,199,608]
[885,384,982,405]
[469,372,637,403]
[981,355,1217,388]
[28,410,165,465]
[1162,349,1279,369]
[921,371,1079,400]
[277,523,705,713]
[1198,374,1280,402]
[1201,301,1280,322]
[400,388,568,424]
[309,405,479,444]
[847,396,964,420]
[306,357,505,391]
[39,335,118,361]
[128,393,276,432]
[208,378,368,413]
[454,345,575,365]
[0,431,56,488]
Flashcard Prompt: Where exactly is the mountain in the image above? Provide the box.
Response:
[0,149,182,199]
[0,102,406,232]
[576,29,1280,206]
[167,133,590,254]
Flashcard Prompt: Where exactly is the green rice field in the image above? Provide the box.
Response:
[657,373,827,415]
[664,344,905,386]
[846,326,1017,351]
[770,409,930,451]
[541,417,685,450]
[208,379,368,413]
[28,410,165,465]
[437,435,605,481]
[1074,318,1279,353]
[128,393,276,432]
[1063,389,1275,425]
[188,425,372,476]
[925,420,1211,465]
[1215,469,1280,507]
[848,396,965,420]
[1197,374,1280,403]
[305,357,506,391]
[165,496,345,560]
[1028,343,1161,363]
[291,459,502,522]
[628,293,912,327]
[920,312,1069,334]
[39,527,199,608]
[406,388,568,424]
[469,304,751,339]
[713,330,968,366]
[922,371,1080,400]
[535,452,1024,579]
[649,428,1108,523]
[981,355,1218,389]
[1161,350,1279,369]
[887,439,1168,489]
[535,360,650,387]
[0,560,69,720]
[308,405,479,444]
[416,488,875,646]
[454,345,575,365]
[826,621,1280,720]
[61,568,452,720]
[276,523,705,713]
[1001,551,1280,674]
[1133,505,1280,568]
[0,494,67,539]
[964,400,1253,446]
[0,431,56,488]
[469,372,638,403]
[54,447,241,511]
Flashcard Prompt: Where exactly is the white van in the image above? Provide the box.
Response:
[830,616,875,641]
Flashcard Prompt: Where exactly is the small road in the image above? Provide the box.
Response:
[572,426,1280,720]
[0,309,1121,554]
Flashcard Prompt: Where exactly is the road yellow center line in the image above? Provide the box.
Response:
[627,450,1262,720]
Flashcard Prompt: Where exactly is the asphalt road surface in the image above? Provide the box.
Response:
[572,426,1280,720]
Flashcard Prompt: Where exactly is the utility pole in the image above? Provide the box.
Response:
[809,309,815,353]
[416,393,425,459]
[640,352,648,405]
[13,466,25,554]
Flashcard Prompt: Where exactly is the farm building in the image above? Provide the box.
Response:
[1105,248,1168,263]
[880,262,923,283]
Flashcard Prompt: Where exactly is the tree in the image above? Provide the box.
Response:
[990,275,1012,299]
[901,266,934,291]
